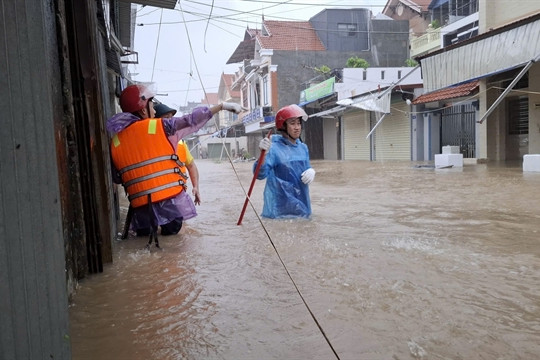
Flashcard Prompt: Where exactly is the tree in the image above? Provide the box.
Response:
[405,58,418,67]
[315,65,331,75]
[430,19,440,29]
[346,56,369,69]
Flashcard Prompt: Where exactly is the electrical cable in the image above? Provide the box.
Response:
[150,9,164,82]
[175,2,341,358]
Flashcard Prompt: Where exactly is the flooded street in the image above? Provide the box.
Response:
[69,159,540,360]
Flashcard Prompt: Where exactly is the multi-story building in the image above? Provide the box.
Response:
[381,0,480,161]
[227,8,410,158]
[202,73,247,160]
[414,1,540,163]
[404,0,479,58]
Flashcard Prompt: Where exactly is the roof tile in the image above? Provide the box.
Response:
[201,92,219,105]
[222,73,240,97]
[412,80,479,104]
[257,20,326,51]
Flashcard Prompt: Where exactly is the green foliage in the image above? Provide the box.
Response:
[430,19,440,29]
[346,56,370,69]
[405,58,418,67]
[315,65,331,74]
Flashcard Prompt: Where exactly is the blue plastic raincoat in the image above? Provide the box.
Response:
[254,134,312,219]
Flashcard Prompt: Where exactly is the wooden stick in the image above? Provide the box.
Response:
[237,131,272,225]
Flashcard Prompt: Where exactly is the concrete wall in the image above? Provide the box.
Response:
[411,112,424,161]
[480,0,540,32]
[484,79,506,161]
[370,19,410,66]
[529,64,540,154]
[311,8,371,51]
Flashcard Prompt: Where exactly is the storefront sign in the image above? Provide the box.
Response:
[241,107,263,124]
[300,77,335,104]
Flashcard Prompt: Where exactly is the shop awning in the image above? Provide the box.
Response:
[308,106,347,118]
[337,91,391,114]
[122,0,176,9]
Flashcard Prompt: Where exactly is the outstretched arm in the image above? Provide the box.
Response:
[209,102,246,115]
[186,161,200,205]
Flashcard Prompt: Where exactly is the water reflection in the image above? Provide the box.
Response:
[70,160,540,360]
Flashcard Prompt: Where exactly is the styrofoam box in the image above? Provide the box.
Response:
[442,146,460,154]
[523,154,540,172]
[435,153,463,167]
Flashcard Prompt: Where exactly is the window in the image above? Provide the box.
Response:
[263,75,269,106]
[338,23,357,37]
[508,96,528,135]
[362,70,367,81]
[251,80,261,107]
[381,70,385,80]
[241,86,248,108]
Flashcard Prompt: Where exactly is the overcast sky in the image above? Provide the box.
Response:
[129,0,385,109]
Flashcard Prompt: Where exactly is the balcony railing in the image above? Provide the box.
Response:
[410,26,441,58]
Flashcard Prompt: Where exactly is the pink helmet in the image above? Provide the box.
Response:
[119,84,156,113]
[275,104,308,130]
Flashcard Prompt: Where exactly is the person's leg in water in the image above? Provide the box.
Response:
[160,217,183,235]
[136,228,150,236]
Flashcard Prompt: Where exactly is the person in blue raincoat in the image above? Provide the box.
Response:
[253,104,316,219]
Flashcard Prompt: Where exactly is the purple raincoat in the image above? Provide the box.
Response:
[107,107,213,230]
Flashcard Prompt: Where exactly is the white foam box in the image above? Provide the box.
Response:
[442,146,460,154]
[523,154,540,172]
[435,153,463,167]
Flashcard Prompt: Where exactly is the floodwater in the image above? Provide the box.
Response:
[69,159,540,360]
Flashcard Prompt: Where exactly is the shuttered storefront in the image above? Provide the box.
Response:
[343,111,371,160]
[208,143,231,159]
[374,101,411,160]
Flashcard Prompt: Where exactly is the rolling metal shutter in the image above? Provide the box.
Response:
[375,101,411,160]
[343,111,371,160]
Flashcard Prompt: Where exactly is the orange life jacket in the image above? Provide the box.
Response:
[176,140,189,176]
[110,118,187,208]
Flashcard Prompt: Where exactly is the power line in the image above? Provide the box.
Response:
[150,9,164,82]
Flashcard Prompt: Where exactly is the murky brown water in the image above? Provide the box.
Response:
[69,159,540,360]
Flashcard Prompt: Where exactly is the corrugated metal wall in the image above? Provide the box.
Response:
[375,101,411,160]
[343,111,371,160]
[0,0,71,358]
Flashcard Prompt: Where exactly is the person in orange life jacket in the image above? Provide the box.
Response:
[154,102,201,206]
[254,104,315,219]
[107,84,244,236]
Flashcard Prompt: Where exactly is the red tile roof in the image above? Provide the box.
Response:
[257,20,326,51]
[412,80,479,104]
[201,92,219,106]
[221,73,240,98]
[246,28,260,38]
[227,28,261,64]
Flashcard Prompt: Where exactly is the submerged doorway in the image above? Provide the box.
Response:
[441,103,476,158]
